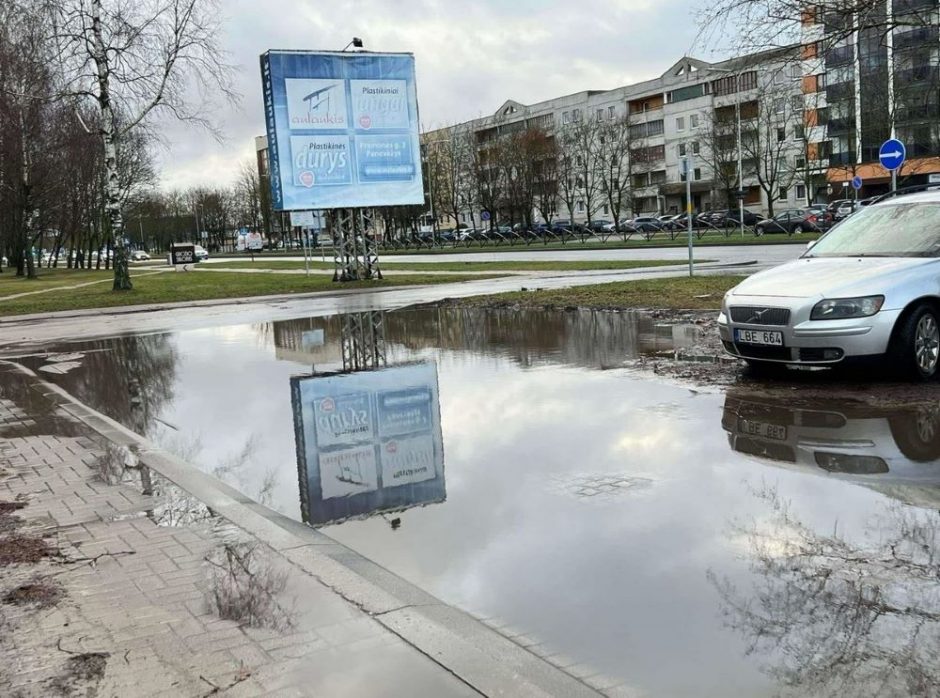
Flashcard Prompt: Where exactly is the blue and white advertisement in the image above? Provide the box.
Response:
[290,362,445,527]
[260,50,424,211]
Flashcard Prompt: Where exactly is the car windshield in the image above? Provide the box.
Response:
[805,201,940,258]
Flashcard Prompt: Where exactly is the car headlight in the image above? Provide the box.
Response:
[811,295,884,320]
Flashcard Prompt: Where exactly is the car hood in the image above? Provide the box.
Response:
[730,256,940,299]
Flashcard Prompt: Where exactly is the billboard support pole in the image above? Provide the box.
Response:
[329,208,382,282]
[342,310,387,372]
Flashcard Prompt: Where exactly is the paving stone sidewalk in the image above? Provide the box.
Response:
[0,368,479,697]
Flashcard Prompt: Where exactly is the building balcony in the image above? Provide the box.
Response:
[895,65,940,86]
[895,0,938,14]
[829,151,855,166]
[894,26,939,50]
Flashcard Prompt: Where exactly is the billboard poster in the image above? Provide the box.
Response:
[291,362,445,526]
[260,50,424,211]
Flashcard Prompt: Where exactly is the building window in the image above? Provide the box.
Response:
[572,108,582,122]
[603,204,610,214]
[678,143,687,157]
[777,127,786,142]
[562,111,570,125]
[794,124,805,140]
[577,200,585,213]
[676,116,686,132]
[778,187,788,200]
[647,119,664,136]
[796,184,807,200]
[774,98,786,113]
[596,108,604,121]
[460,213,466,222]
[796,156,806,169]
[693,168,702,180]
[690,114,699,129]
[608,105,616,118]
[692,141,700,155]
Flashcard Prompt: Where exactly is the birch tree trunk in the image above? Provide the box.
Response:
[90,0,131,290]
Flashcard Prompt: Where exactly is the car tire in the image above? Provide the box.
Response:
[888,303,940,380]
[889,404,940,461]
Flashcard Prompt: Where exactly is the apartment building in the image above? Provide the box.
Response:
[801,0,940,198]
[422,47,805,228]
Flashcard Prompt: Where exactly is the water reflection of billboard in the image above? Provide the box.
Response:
[291,362,445,526]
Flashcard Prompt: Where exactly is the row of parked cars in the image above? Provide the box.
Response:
[418,199,873,243]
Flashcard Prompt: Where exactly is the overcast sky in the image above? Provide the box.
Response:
[155,0,713,191]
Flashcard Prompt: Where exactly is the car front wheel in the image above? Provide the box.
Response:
[890,303,940,379]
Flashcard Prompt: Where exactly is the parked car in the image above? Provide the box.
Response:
[630,216,664,234]
[193,244,209,261]
[826,198,854,221]
[725,209,764,227]
[806,205,834,226]
[718,186,940,379]
[588,219,612,233]
[130,250,151,261]
[756,209,828,234]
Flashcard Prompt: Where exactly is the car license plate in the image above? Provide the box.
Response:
[735,329,784,346]
[738,419,787,441]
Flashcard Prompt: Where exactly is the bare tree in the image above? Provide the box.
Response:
[47,0,234,290]
[741,80,802,217]
[596,114,636,227]
[696,0,937,57]
[697,106,743,211]
[569,117,604,226]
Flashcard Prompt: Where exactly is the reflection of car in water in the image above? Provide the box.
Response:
[722,392,940,485]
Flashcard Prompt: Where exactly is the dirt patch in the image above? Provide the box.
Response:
[48,652,108,696]
[3,578,63,607]
[0,534,55,566]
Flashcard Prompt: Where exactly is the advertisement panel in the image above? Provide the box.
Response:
[291,362,445,526]
[260,50,424,211]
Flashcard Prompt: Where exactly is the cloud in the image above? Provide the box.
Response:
[155,0,702,191]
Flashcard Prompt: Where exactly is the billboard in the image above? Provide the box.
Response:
[260,50,424,211]
[291,362,445,526]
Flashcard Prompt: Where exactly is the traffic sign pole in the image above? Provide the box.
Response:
[879,138,906,192]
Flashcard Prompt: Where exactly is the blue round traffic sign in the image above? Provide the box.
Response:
[851,175,863,191]
[879,138,906,172]
[481,210,491,221]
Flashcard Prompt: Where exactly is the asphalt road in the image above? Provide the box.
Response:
[0,263,755,350]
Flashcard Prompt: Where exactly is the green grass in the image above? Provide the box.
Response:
[0,269,504,317]
[204,259,706,273]
[0,268,113,296]
[452,275,747,311]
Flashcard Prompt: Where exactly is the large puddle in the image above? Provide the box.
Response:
[11,306,940,697]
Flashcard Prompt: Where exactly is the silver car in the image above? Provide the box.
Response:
[719,188,940,379]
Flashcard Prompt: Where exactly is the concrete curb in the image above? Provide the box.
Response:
[3,360,604,698]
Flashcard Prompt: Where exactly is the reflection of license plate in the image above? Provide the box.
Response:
[738,419,787,441]
[735,329,784,346]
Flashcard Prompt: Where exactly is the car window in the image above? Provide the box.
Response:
[806,202,940,257]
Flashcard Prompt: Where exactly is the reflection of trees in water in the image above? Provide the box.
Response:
[710,485,940,697]
[42,334,178,436]
[267,307,693,370]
